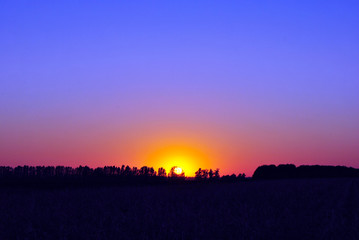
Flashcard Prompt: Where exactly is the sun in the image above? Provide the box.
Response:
[146,143,211,177]
[173,167,183,175]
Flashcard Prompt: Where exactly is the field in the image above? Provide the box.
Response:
[0,178,358,239]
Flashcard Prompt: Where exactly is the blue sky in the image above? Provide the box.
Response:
[1,0,358,175]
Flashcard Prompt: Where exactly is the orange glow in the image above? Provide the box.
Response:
[146,143,211,177]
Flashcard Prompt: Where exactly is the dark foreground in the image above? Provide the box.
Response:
[0,179,358,240]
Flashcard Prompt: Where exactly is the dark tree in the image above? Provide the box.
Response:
[237,173,246,179]
[158,167,167,177]
[124,166,132,176]
[169,166,185,178]
[132,167,139,176]
[195,168,211,180]
[55,166,65,177]
[140,166,150,176]
[195,168,202,180]
[201,169,209,179]
[252,164,359,179]
[214,168,220,179]
[209,169,214,179]
[149,167,156,176]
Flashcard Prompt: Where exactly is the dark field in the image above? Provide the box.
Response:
[1,179,358,240]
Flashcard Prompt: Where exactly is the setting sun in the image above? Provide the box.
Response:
[145,143,212,177]
[173,167,183,175]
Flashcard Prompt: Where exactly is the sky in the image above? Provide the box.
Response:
[1,0,358,176]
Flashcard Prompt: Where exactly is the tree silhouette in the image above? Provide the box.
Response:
[158,167,166,177]
[140,166,150,176]
[195,168,212,180]
[209,169,214,179]
[169,166,185,178]
[237,173,246,179]
[195,168,202,180]
[2,163,359,188]
[252,164,359,179]
[214,168,220,179]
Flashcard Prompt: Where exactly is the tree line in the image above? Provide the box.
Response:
[0,165,158,178]
[252,164,359,179]
[0,165,246,178]
[194,168,246,181]
[3,163,355,187]
[0,165,247,187]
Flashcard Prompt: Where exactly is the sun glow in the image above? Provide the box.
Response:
[173,167,183,175]
[146,143,211,177]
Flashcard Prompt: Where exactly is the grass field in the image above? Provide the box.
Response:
[0,178,358,239]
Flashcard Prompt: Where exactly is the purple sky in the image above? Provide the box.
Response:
[1,0,358,176]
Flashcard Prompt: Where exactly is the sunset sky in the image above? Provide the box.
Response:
[1,1,358,176]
